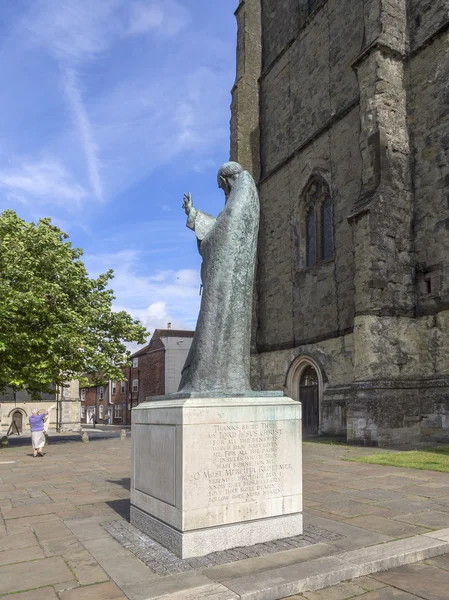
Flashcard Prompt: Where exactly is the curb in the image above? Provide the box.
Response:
[141,528,449,600]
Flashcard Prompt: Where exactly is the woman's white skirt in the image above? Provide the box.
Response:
[31,430,45,450]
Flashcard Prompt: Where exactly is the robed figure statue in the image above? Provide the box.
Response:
[178,162,259,393]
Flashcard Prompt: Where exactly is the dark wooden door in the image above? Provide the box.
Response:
[300,385,319,434]
[13,411,23,433]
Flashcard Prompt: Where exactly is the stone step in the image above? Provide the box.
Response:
[214,530,449,600]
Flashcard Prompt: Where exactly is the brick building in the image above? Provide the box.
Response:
[80,326,193,425]
[232,0,449,445]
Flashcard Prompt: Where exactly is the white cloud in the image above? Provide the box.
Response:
[83,250,201,331]
[63,68,103,200]
[0,157,88,209]
[25,0,122,62]
[128,0,191,37]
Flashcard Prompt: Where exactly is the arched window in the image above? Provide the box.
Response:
[303,176,333,268]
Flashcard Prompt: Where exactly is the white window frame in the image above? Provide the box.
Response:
[99,405,104,419]
[132,357,139,368]
[80,406,85,418]
[114,404,122,418]
[80,389,85,401]
[112,382,116,395]
[99,386,104,400]
[121,381,125,393]
[132,379,138,393]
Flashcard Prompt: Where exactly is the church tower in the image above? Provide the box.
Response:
[230,0,262,182]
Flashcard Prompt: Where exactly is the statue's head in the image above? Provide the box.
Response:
[217,161,243,201]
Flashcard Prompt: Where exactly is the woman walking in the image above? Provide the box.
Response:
[29,408,48,457]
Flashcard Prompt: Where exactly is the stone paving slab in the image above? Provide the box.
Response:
[0,556,73,595]
[3,438,449,599]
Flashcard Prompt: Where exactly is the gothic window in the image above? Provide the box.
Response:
[302,176,333,268]
[320,193,333,260]
[306,208,316,267]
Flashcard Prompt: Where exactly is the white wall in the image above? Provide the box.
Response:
[162,336,193,394]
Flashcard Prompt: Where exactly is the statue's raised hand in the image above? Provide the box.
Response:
[182,192,193,216]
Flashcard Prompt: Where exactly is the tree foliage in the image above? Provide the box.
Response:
[0,210,148,396]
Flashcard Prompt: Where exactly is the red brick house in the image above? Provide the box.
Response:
[81,326,194,425]
[79,378,110,425]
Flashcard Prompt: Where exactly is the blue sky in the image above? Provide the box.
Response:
[0,0,237,342]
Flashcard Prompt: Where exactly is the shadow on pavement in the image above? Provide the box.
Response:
[107,499,130,521]
[107,477,131,490]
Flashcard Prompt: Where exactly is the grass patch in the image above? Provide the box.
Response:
[346,445,449,472]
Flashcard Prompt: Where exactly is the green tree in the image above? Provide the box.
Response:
[0,210,148,397]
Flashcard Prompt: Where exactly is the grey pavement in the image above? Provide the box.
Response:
[2,437,449,599]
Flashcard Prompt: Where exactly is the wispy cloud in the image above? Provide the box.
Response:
[83,250,201,330]
[25,0,121,62]
[0,157,88,209]
[63,68,103,200]
[127,0,191,38]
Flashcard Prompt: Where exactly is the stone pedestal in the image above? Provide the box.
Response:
[131,395,302,559]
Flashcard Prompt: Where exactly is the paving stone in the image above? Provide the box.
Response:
[83,537,157,586]
[316,501,387,518]
[352,576,387,591]
[65,517,112,541]
[2,501,73,520]
[301,581,367,599]
[425,553,449,571]
[349,589,419,599]
[66,549,110,585]
[373,562,449,599]
[32,520,74,542]
[344,515,430,538]
[0,531,37,551]
[0,587,59,599]
[0,556,73,594]
[0,544,45,565]
[40,535,86,557]
[53,580,81,592]
[394,511,449,528]
[379,499,441,515]
[59,581,127,600]
[351,489,409,502]
[12,496,52,507]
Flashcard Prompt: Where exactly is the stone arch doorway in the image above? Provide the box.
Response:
[12,410,23,433]
[286,356,323,435]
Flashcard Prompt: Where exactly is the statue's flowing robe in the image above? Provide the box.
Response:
[178,171,259,393]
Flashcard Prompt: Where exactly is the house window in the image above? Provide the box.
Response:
[133,357,138,368]
[115,404,122,418]
[121,381,125,393]
[99,386,104,399]
[132,379,138,393]
[112,383,116,395]
[80,406,85,419]
[99,405,104,419]
[80,389,85,402]
[302,177,333,268]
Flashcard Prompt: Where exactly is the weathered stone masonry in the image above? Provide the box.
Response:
[231,0,449,445]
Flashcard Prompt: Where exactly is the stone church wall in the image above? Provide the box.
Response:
[236,0,449,445]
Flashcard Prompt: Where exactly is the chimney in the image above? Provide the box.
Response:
[167,322,172,329]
